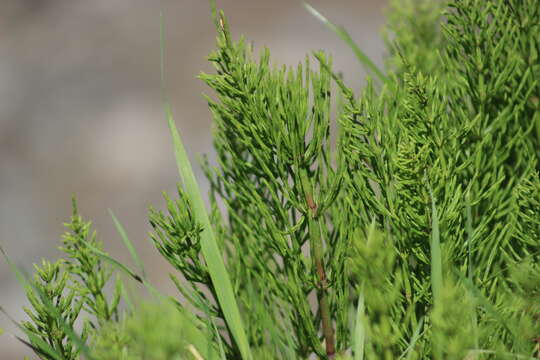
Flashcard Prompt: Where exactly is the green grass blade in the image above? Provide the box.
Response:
[80,236,220,358]
[79,240,169,304]
[465,193,474,281]
[428,184,443,360]
[160,12,250,359]
[212,319,227,360]
[304,2,389,85]
[454,270,517,338]
[120,277,135,313]
[429,186,443,306]
[165,104,252,360]
[353,219,378,360]
[353,287,365,360]
[109,209,147,280]
[465,349,537,360]
[173,305,221,360]
[399,317,424,360]
[80,240,143,283]
[465,194,479,349]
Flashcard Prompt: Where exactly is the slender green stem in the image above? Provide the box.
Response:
[300,169,335,358]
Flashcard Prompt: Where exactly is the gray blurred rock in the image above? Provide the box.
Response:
[0,0,387,357]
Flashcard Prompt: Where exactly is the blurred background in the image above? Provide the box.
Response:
[0,0,387,357]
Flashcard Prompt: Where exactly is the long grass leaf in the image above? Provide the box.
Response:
[80,241,143,283]
[160,13,251,359]
[353,288,365,360]
[81,240,219,358]
[212,319,227,360]
[464,349,537,360]
[465,193,479,348]
[79,240,169,305]
[429,186,443,306]
[399,317,425,360]
[428,184,443,360]
[165,104,252,360]
[176,309,221,360]
[109,209,147,280]
[304,2,389,85]
[353,218,377,360]
[455,271,517,338]
[120,278,135,313]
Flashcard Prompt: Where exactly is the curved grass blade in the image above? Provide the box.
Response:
[463,349,537,360]
[454,270,518,339]
[427,182,443,360]
[109,209,147,280]
[120,276,135,313]
[160,12,251,359]
[465,194,479,349]
[165,103,252,360]
[353,287,365,360]
[212,320,227,360]
[79,241,167,305]
[399,317,425,360]
[353,219,377,360]
[81,241,220,358]
[80,240,143,284]
[428,183,443,360]
[304,2,389,85]
[428,184,442,306]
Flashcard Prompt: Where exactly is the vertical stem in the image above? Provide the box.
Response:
[465,193,478,349]
[301,169,335,358]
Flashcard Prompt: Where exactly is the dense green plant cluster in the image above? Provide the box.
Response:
[2,0,539,359]
[91,301,221,360]
[6,199,122,360]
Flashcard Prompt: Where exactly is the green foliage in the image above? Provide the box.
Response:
[60,198,122,328]
[21,259,88,360]
[3,0,540,359]
[198,11,345,357]
[383,0,446,76]
[16,199,122,359]
[90,301,219,360]
[348,225,405,360]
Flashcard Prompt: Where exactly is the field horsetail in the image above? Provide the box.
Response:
[1,0,539,359]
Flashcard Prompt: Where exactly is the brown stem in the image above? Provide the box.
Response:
[314,244,335,358]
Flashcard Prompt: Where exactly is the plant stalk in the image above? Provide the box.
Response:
[301,170,335,358]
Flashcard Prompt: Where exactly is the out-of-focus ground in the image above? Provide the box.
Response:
[0,0,387,357]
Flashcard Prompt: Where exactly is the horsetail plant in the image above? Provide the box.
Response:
[2,0,539,359]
